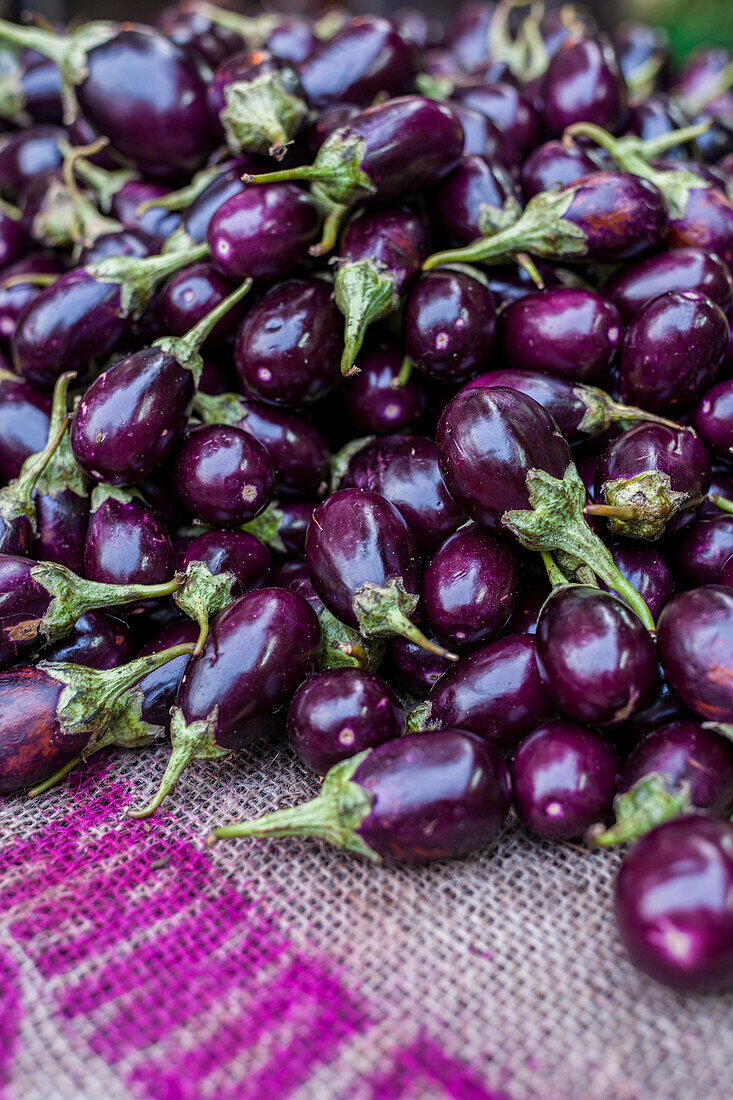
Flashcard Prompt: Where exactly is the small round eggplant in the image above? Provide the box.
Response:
[297,16,416,109]
[541,36,627,137]
[128,586,321,818]
[42,610,135,670]
[112,180,180,250]
[430,155,521,248]
[159,262,248,351]
[0,123,63,200]
[696,379,733,459]
[287,667,403,775]
[207,183,321,282]
[410,633,555,751]
[658,585,733,724]
[605,247,733,323]
[0,366,50,479]
[536,586,658,726]
[520,139,600,201]
[208,48,307,159]
[12,244,207,390]
[172,423,274,527]
[451,82,539,161]
[235,276,342,405]
[208,729,511,864]
[343,434,465,553]
[335,205,428,376]
[423,172,668,271]
[84,488,174,611]
[0,639,194,796]
[33,428,89,574]
[675,516,733,587]
[608,542,675,622]
[511,720,618,840]
[403,269,496,383]
[71,280,251,486]
[592,424,710,541]
[135,618,198,728]
[614,815,733,991]
[422,525,518,650]
[436,387,655,628]
[594,721,733,846]
[386,630,453,697]
[614,23,668,96]
[498,289,623,382]
[620,290,728,415]
[193,389,330,498]
[342,343,428,435]
[306,487,456,660]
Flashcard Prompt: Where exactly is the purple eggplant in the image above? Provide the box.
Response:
[520,138,600,201]
[235,276,342,405]
[342,434,465,553]
[436,387,656,628]
[193,389,329,498]
[208,48,307,160]
[306,487,457,661]
[209,729,510,864]
[12,244,207,390]
[511,720,618,840]
[422,525,518,650]
[0,124,63,201]
[446,3,496,72]
[619,290,728,415]
[112,180,180,250]
[614,815,733,991]
[498,288,623,382]
[450,81,539,161]
[335,205,428,376]
[0,551,184,667]
[207,183,321,282]
[0,254,66,347]
[0,366,49,483]
[696,379,733,460]
[342,342,428,435]
[156,4,245,68]
[246,96,464,253]
[448,106,511,163]
[0,47,62,127]
[70,280,251,486]
[591,424,710,541]
[462,369,678,445]
[614,23,668,97]
[0,370,70,556]
[41,610,135,670]
[403,268,496,383]
[409,633,554,751]
[287,666,403,775]
[605,247,733,322]
[536,585,657,726]
[430,154,521,248]
[84,487,174,612]
[386,630,453,697]
[297,16,416,109]
[175,528,270,644]
[128,586,321,818]
[156,159,252,253]
[608,542,675,622]
[33,423,89,573]
[675,515,733,586]
[0,21,215,179]
[658,585,733,724]
[159,262,248,351]
[424,171,668,271]
[541,36,627,137]
[172,423,274,527]
[135,618,198,728]
[594,721,733,846]
[0,638,194,796]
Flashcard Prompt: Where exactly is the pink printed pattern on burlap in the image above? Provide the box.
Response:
[0,762,490,1100]
[366,1037,508,1100]
[0,949,21,1100]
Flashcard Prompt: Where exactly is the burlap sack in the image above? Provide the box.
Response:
[1,735,731,1100]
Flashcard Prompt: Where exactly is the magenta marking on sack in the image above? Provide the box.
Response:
[0,949,21,1098]
[128,955,372,1100]
[366,1036,509,1100]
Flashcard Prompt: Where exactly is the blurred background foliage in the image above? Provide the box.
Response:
[621,0,733,61]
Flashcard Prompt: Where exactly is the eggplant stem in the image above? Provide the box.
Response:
[584,503,646,520]
[709,493,733,515]
[392,356,414,389]
[28,756,83,799]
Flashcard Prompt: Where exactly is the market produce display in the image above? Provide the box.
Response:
[0,0,733,1001]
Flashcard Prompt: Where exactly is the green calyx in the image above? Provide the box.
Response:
[329,436,375,493]
[488,0,550,82]
[245,129,375,207]
[41,641,195,750]
[589,773,693,847]
[0,371,72,536]
[502,463,656,631]
[405,699,433,734]
[173,560,237,654]
[352,576,459,661]
[587,469,688,541]
[34,430,88,501]
[0,19,117,89]
[61,139,123,252]
[153,277,252,385]
[206,751,378,859]
[334,259,400,377]
[86,241,209,317]
[422,185,588,271]
[563,120,714,220]
[575,386,683,438]
[66,144,138,213]
[192,389,248,428]
[319,606,385,671]
[240,500,287,553]
[23,560,182,648]
[0,53,29,125]
[190,4,280,45]
[127,705,229,820]
[220,71,308,159]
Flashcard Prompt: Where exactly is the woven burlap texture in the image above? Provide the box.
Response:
[1,734,731,1100]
